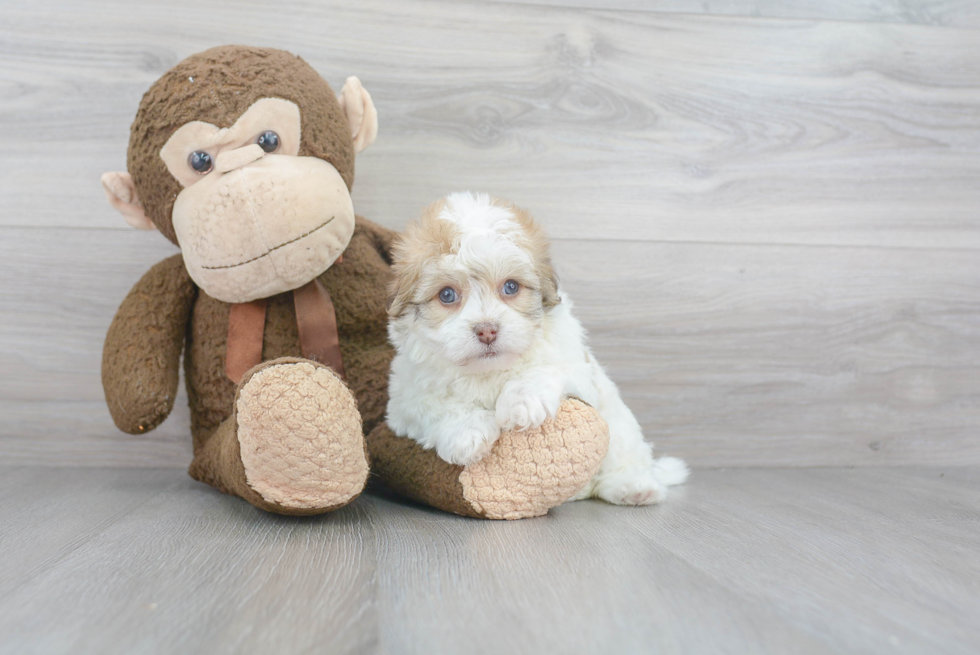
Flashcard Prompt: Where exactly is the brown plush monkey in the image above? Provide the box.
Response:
[101,46,391,515]
[102,45,607,518]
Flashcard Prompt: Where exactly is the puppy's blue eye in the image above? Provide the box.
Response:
[438,287,457,304]
[502,280,520,296]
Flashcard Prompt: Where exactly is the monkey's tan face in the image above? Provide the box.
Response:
[160,98,355,303]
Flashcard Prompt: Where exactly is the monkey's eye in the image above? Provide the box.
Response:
[502,280,521,296]
[256,131,280,153]
[188,151,213,174]
[438,287,458,304]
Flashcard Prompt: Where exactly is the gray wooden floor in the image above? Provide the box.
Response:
[1,466,977,654]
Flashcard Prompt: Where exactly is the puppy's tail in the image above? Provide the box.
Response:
[652,456,690,487]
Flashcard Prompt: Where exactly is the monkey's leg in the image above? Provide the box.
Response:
[189,357,368,515]
[367,399,609,520]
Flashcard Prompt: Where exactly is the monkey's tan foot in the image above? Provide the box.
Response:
[234,358,368,513]
[367,398,609,520]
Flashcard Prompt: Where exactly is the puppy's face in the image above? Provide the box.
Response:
[388,193,560,373]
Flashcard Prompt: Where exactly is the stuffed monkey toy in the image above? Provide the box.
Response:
[102,45,607,518]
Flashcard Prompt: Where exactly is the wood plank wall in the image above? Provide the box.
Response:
[1,0,978,467]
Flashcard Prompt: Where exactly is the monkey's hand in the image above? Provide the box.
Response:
[102,254,196,434]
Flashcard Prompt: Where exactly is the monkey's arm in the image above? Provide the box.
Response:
[102,254,197,434]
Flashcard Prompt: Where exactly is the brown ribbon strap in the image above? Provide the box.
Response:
[225,298,268,384]
[293,278,346,380]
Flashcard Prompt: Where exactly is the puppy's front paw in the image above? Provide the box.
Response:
[435,414,500,466]
[495,383,561,431]
[594,468,668,506]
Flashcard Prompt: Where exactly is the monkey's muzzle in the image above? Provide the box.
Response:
[172,155,356,304]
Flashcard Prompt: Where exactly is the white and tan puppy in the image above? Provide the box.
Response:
[386,192,688,505]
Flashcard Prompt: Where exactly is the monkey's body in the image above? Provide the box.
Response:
[182,218,396,448]
[104,217,395,514]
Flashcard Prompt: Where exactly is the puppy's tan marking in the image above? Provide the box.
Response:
[388,198,456,317]
[491,198,561,308]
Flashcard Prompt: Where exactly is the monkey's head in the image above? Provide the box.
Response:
[101,46,378,303]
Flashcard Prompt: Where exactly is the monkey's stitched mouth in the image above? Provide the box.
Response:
[202,216,336,270]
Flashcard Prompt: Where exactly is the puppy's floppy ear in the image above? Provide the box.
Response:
[386,234,422,319]
[388,199,455,318]
[539,261,562,309]
[386,273,412,318]
[507,202,562,309]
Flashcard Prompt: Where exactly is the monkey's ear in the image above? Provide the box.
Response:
[337,76,378,155]
[100,172,156,230]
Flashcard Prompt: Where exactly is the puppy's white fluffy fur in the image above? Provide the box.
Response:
[386,192,688,505]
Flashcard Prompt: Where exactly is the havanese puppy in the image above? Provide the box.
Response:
[385,192,688,505]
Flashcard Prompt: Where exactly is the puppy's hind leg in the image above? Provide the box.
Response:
[584,372,688,506]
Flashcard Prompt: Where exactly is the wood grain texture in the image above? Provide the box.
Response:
[483,0,980,28]
[2,229,978,468]
[0,468,379,655]
[555,239,980,467]
[0,0,977,468]
[1,466,978,654]
[1,0,979,248]
[372,467,980,654]
[0,467,178,592]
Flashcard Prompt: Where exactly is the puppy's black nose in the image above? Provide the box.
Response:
[473,322,499,345]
